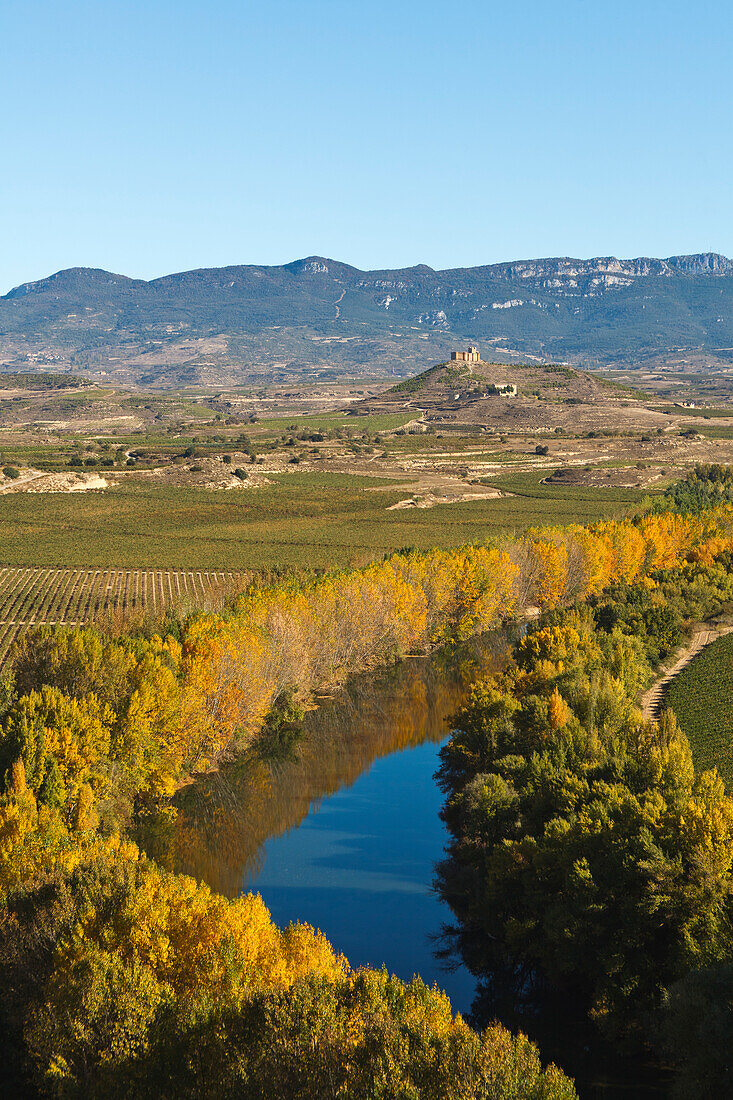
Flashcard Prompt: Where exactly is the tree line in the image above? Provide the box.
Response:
[437,555,733,1096]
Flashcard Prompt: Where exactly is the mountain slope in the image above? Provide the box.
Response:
[2,253,733,386]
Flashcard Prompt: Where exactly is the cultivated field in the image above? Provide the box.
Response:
[0,567,241,662]
[0,473,647,571]
[665,631,733,786]
[3,368,733,576]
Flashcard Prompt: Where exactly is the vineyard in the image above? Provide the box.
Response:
[0,566,242,662]
[664,631,733,786]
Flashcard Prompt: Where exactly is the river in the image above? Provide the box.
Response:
[140,629,669,1098]
[145,632,509,1010]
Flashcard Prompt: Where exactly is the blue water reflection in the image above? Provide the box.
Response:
[243,737,477,1012]
[163,634,510,1012]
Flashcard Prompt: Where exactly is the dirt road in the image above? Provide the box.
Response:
[640,623,733,720]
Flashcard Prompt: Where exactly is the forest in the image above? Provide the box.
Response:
[3,476,733,1096]
[437,554,733,1097]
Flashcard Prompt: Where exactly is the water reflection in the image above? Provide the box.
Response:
[145,632,509,900]
[137,624,673,1098]
[137,633,509,1009]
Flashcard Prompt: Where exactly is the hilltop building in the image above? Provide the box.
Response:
[451,345,480,363]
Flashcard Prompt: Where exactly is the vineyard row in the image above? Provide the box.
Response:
[0,567,242,663]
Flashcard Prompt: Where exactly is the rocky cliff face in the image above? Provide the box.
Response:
[454,253,733,292]
[667,253,733,275]
[491,253,733,280]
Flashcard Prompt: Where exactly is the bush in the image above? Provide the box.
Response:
[2,466,20,479]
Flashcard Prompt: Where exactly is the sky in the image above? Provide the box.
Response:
[1,0,732,292]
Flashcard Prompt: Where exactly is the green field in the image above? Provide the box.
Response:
[254,411,415,433]
[665,632,733,786]
[695,425,733,440]
[0,566,240,662]
[0,469,645,571]
[654,405,733,419]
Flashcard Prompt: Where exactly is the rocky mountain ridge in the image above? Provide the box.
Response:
[1,253,732,386]
[8,252,733,301]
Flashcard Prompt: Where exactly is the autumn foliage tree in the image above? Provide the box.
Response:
[436,578,733,1049]
[0,847,576,1099]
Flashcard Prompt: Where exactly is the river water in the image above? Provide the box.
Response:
[155,633,509,1011]
[146,630,669,1098]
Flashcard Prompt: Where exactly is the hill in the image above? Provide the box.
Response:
[350,356,659,434]
[2,253,733,386]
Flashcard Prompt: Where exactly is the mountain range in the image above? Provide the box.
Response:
[2,253,733,387]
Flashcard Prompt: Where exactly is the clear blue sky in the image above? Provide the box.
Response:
[2,0,732,292]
